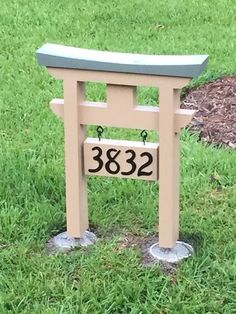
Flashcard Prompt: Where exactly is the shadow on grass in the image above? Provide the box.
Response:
[180,231,204,252]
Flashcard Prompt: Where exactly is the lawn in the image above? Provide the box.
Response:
[0,0,236,313]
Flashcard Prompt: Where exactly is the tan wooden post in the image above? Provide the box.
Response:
[63,79,88,237]
[159,86,183,247]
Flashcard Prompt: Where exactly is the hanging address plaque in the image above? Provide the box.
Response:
[84,138,159,181]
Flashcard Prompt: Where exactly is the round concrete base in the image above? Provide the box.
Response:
[149,241,193,263]
[47,231,97,252]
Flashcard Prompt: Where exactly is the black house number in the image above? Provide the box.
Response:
[88,147,153,177]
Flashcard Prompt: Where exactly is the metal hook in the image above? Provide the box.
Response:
[97,126,104,141]
[140,129,148,145]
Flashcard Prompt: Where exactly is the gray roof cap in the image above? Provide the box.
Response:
[37,43,208,78]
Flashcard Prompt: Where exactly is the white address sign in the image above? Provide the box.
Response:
[84,138,159,181]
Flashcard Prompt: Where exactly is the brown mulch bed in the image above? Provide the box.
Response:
[181,76,236,148]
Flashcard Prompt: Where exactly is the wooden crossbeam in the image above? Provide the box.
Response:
[50,98,195,132]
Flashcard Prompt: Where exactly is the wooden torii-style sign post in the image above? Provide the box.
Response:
[37,44,208,261]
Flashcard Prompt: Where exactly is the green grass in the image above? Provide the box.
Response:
[0,0,236,313]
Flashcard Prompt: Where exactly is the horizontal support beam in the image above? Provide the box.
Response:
[48,68,191,89]
[50,99,195,132]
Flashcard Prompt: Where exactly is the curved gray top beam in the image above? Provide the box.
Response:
[37,43,208,78]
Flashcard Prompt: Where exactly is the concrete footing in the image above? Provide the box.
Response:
[47,231,97,252]
[149,241,193,263]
